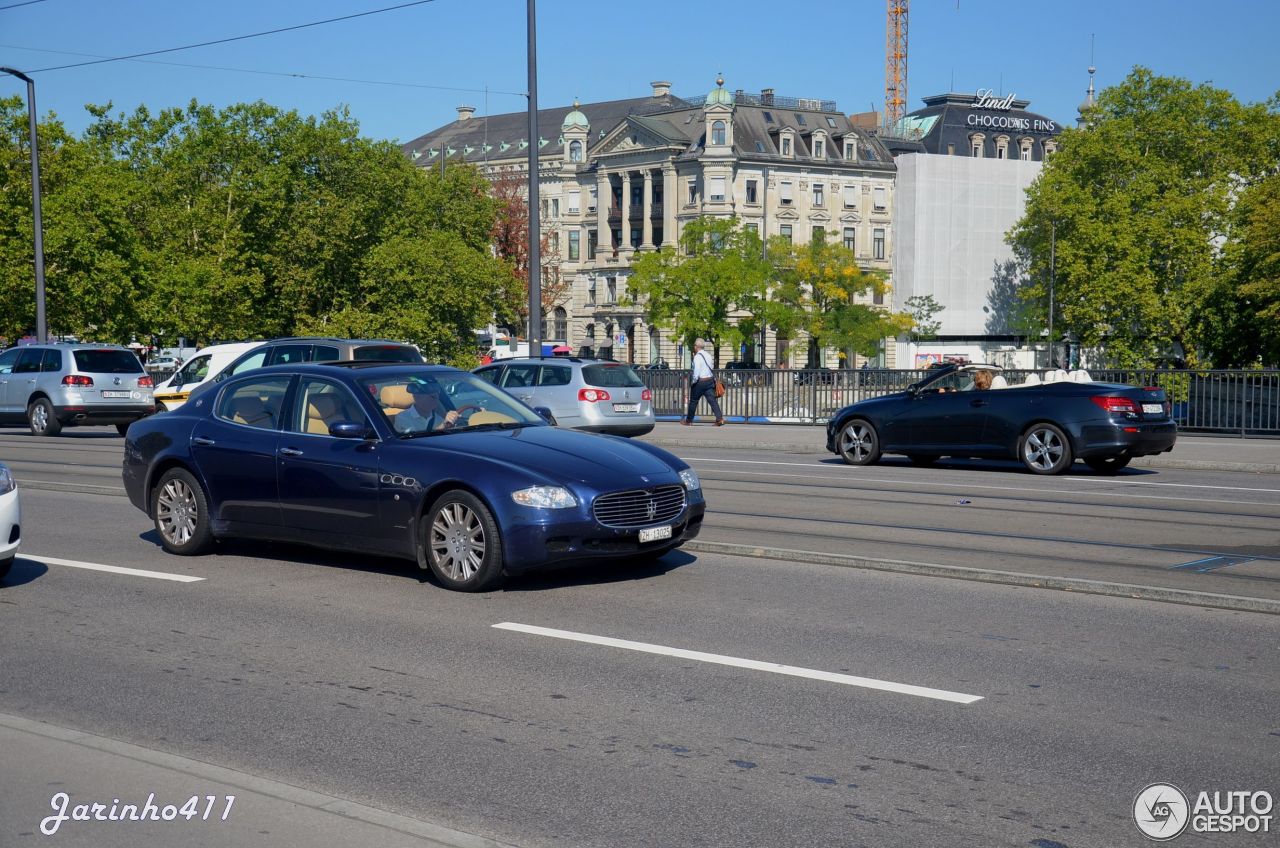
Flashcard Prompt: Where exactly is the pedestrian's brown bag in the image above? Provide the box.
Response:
[714,379,726,398]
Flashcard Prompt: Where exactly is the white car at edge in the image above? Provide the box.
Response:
[151,342,262,412]
[0,462,19,581]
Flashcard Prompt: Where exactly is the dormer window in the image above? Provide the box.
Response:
[711,120,726,145]
[813,138,825,158]
[969,133,986,158]
[994,135,1009,160]
[844,140,856,160]
[1043,139,1058,157]
[1019,138,1033,160]
[781,136,792,156]
[569,140,582,162]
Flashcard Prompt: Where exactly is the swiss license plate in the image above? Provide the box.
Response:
[612,403,640,413]
[638,525,672,544]
[1142,403,1164,414]
[101,390,131,398]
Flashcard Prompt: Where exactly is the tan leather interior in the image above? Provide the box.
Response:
[467,410,516,425]
[380,385,414,418]
[305,394,340,434]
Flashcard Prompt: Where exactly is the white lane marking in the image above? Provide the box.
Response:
[28,555,204,583]
[493,622,982,704]
[684,458,1280,506]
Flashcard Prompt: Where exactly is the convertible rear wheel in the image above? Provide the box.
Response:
[421,490,504,592]
[1020,423,1073,475]
[1085,455,1131,474]
[837,419,881,466]
[153,467,213,555]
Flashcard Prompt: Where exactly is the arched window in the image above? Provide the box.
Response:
[569,140,582,162]
[585,323,595,340]
[711,120,726,145]
[553,306,568,340]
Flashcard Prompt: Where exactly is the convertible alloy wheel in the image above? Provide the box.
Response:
[837,419,882,466]
[422,491,504,592]
[153,468,213,554]
[1020,423,1073,475]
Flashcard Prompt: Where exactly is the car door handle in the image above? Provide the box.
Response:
[969,399,988,407]
[192,436,216,446]
[279,447,304,457]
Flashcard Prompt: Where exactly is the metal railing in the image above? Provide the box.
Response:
[636,368,1280,436]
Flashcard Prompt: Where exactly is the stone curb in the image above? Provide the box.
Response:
[0,712,520,848]
[682,540,1280,616]
[642,437,1280,474]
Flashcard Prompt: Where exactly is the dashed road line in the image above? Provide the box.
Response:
[493,622,983,704]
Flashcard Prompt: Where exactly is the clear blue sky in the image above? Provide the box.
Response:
[3,0,1278,145]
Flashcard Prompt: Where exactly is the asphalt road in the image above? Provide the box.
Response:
[2,430,1279,847]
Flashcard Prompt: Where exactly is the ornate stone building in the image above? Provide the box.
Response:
[402,78,897,367]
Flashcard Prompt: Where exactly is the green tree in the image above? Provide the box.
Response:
[904,294,945,342]
[1008,67,1280,368]
[770,235,912,365]
[1218,172,1280,366]
[626,217,771,366]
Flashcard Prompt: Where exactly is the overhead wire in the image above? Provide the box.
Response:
[1,44,525,97]
[28,0,446,73]
[0,0,51,10]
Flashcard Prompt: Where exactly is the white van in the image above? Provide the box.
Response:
[152,342,262,412]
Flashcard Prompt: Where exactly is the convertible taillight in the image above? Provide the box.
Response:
[579,388,611,402]
[62,375,93,386]
[1091,396,1139,414]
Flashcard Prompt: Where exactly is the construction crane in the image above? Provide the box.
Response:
[884,0,908,133]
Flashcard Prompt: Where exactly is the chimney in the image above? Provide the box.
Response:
[761,88,775,106]
[651,81,672,98]
[456,105,476,121]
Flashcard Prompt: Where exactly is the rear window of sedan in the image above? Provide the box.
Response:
[73,349,144,374]
[353,345,423,363]
[582,363,644,388]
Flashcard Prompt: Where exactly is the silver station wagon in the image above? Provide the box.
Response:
[474,357,655,437]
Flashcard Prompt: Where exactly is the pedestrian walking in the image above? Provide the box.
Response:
[682,338,724,426]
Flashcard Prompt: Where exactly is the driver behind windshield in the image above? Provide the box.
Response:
[394,381,461,433]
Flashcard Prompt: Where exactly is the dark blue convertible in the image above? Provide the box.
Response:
[122,363,704,591]
[825,364,1177,474]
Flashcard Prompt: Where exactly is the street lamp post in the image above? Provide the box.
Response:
[525,0,542,358]
[2,67,48,343]
[1047,219,1056,368]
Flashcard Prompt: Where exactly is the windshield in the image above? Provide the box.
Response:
[360,370,545,436]
[73,349,144,374]
[172,355,211,386]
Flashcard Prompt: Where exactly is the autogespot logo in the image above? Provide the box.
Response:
[1134,783,1190,841]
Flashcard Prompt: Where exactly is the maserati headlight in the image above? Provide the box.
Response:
[511,485,577,509]
[0,465,14,495]
[679,468,700,491]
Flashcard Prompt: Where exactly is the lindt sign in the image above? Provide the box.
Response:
[973,89,1016,111]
